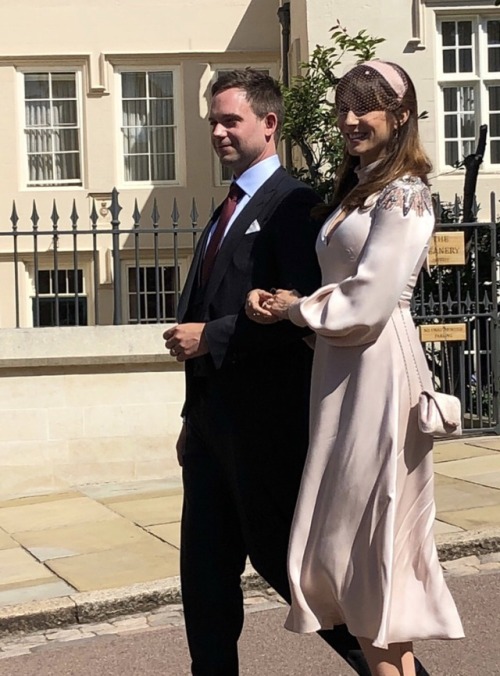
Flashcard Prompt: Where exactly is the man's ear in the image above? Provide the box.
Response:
[264,112,278,136]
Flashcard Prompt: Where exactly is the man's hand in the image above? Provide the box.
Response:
[176,422,187,467]
[245,289,280,324]
[163,323,209,361]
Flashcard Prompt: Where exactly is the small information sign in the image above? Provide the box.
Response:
[427,232,466,266]
[419,323,467,342]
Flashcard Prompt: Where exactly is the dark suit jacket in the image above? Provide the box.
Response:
[178,166,322,423]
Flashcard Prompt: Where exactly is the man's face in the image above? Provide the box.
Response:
[209,87,277,177]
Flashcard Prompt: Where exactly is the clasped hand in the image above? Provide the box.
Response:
[245,288,302,324]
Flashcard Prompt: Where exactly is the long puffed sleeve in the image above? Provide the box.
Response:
[288,177,434,346]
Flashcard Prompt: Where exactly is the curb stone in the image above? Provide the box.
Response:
[1,530,499,637]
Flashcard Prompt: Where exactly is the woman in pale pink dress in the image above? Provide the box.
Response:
[247,61,463,676]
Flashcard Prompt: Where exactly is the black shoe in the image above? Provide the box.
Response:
[415,658,430,676]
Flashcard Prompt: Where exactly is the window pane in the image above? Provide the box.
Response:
[124,128,149,154]
[55,153,80,180]
[53,100,77,126]
[53,128,79,152]
[491,140,500,163]
[122,72,146,98]
[28,154,53,181]
[146,267,156,289]
[67,269,83,294]
[457,21,472,46]
[38,270,50,294]
[461,87,475,111]
[443,88,457,112]
[149,99,174,125]
[125,155,149,181]
[164,295,175,321]
[122,100,147,126]
[25,101,51,127]
[458,49,472,73]
[151,154,176,181]
[461,114,475,137]
[25,73,49,99]
[148,72,173,97]
[442,22,456,47]
[489,86,500,110]
[491,114,500,137]
[488,21,500,45]
[489,48,500,73]
[443,50,456,73]
[52,73,76,99]
[163,266,175,289]
[445,116,457,138]
[27,129,52,153]
[445,141,459,166]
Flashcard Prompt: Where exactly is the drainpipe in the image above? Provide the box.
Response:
[277,2,293,170]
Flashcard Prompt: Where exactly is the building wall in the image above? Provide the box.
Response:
[0,0,281,237]
[0,325,182,498]
[289,0,499,216]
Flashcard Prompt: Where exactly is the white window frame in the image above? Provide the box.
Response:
[17,68,84,189]
[24,256,94,327]
[436,14,500,170]
[210,64,277,186]
[121,254,190,324]
[115,66,182,187]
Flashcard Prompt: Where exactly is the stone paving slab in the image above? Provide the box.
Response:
[438,504,500,531]
[435,454,500,480]
[434,474,500,513]
[0,529,19,551]
[464,437,500,451]
[13,518,158,561]
[0,581,76,609]
[433,442,498,463]
[146,523,181,549]
[0,497,118,534]
[45,539,179,592]
[105,494,182,527]
[433,520,464,535]
[0,549,58,589]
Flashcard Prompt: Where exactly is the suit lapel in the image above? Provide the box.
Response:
[177,206,222,321]
[203,167,287,303]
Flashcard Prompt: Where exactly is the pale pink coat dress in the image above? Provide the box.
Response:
[285,172,464,648]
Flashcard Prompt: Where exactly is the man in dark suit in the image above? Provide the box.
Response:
[163,70,428,676]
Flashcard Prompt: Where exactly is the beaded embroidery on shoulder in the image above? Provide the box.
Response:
[376,176,433,217]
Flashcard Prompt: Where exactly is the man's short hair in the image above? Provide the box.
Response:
[211,68,284,138]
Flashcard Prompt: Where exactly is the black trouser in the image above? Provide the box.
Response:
[181,384,429,676]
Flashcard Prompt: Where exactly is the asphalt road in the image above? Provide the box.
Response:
[0,572,498,676]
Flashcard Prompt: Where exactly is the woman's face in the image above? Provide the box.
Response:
[337,107,395,168]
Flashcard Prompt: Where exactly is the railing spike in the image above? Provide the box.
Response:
[51,199,59,228]
[132,199,141,226]
[70,200,78,228]
[171,197,180,225]
[90,199,98,228]
[150,198,160,228]
[190,197,199,225]
[10,201,19,230]
[31,200,39,229]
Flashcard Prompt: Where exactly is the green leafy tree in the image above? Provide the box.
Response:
[281,22,384,200]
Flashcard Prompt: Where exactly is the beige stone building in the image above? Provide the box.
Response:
[0,0,498,496]
[289,0,499,210]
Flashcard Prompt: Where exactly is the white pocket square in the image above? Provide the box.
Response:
[245,220,261,234]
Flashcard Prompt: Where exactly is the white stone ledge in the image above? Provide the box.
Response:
[0,325,179,370]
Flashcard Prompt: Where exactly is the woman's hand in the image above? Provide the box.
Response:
[246,289,280,324]
[266,289,302,320]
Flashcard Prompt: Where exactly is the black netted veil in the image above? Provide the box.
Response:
[335,61,409,117]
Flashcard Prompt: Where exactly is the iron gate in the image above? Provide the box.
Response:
[411,192,499,434]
